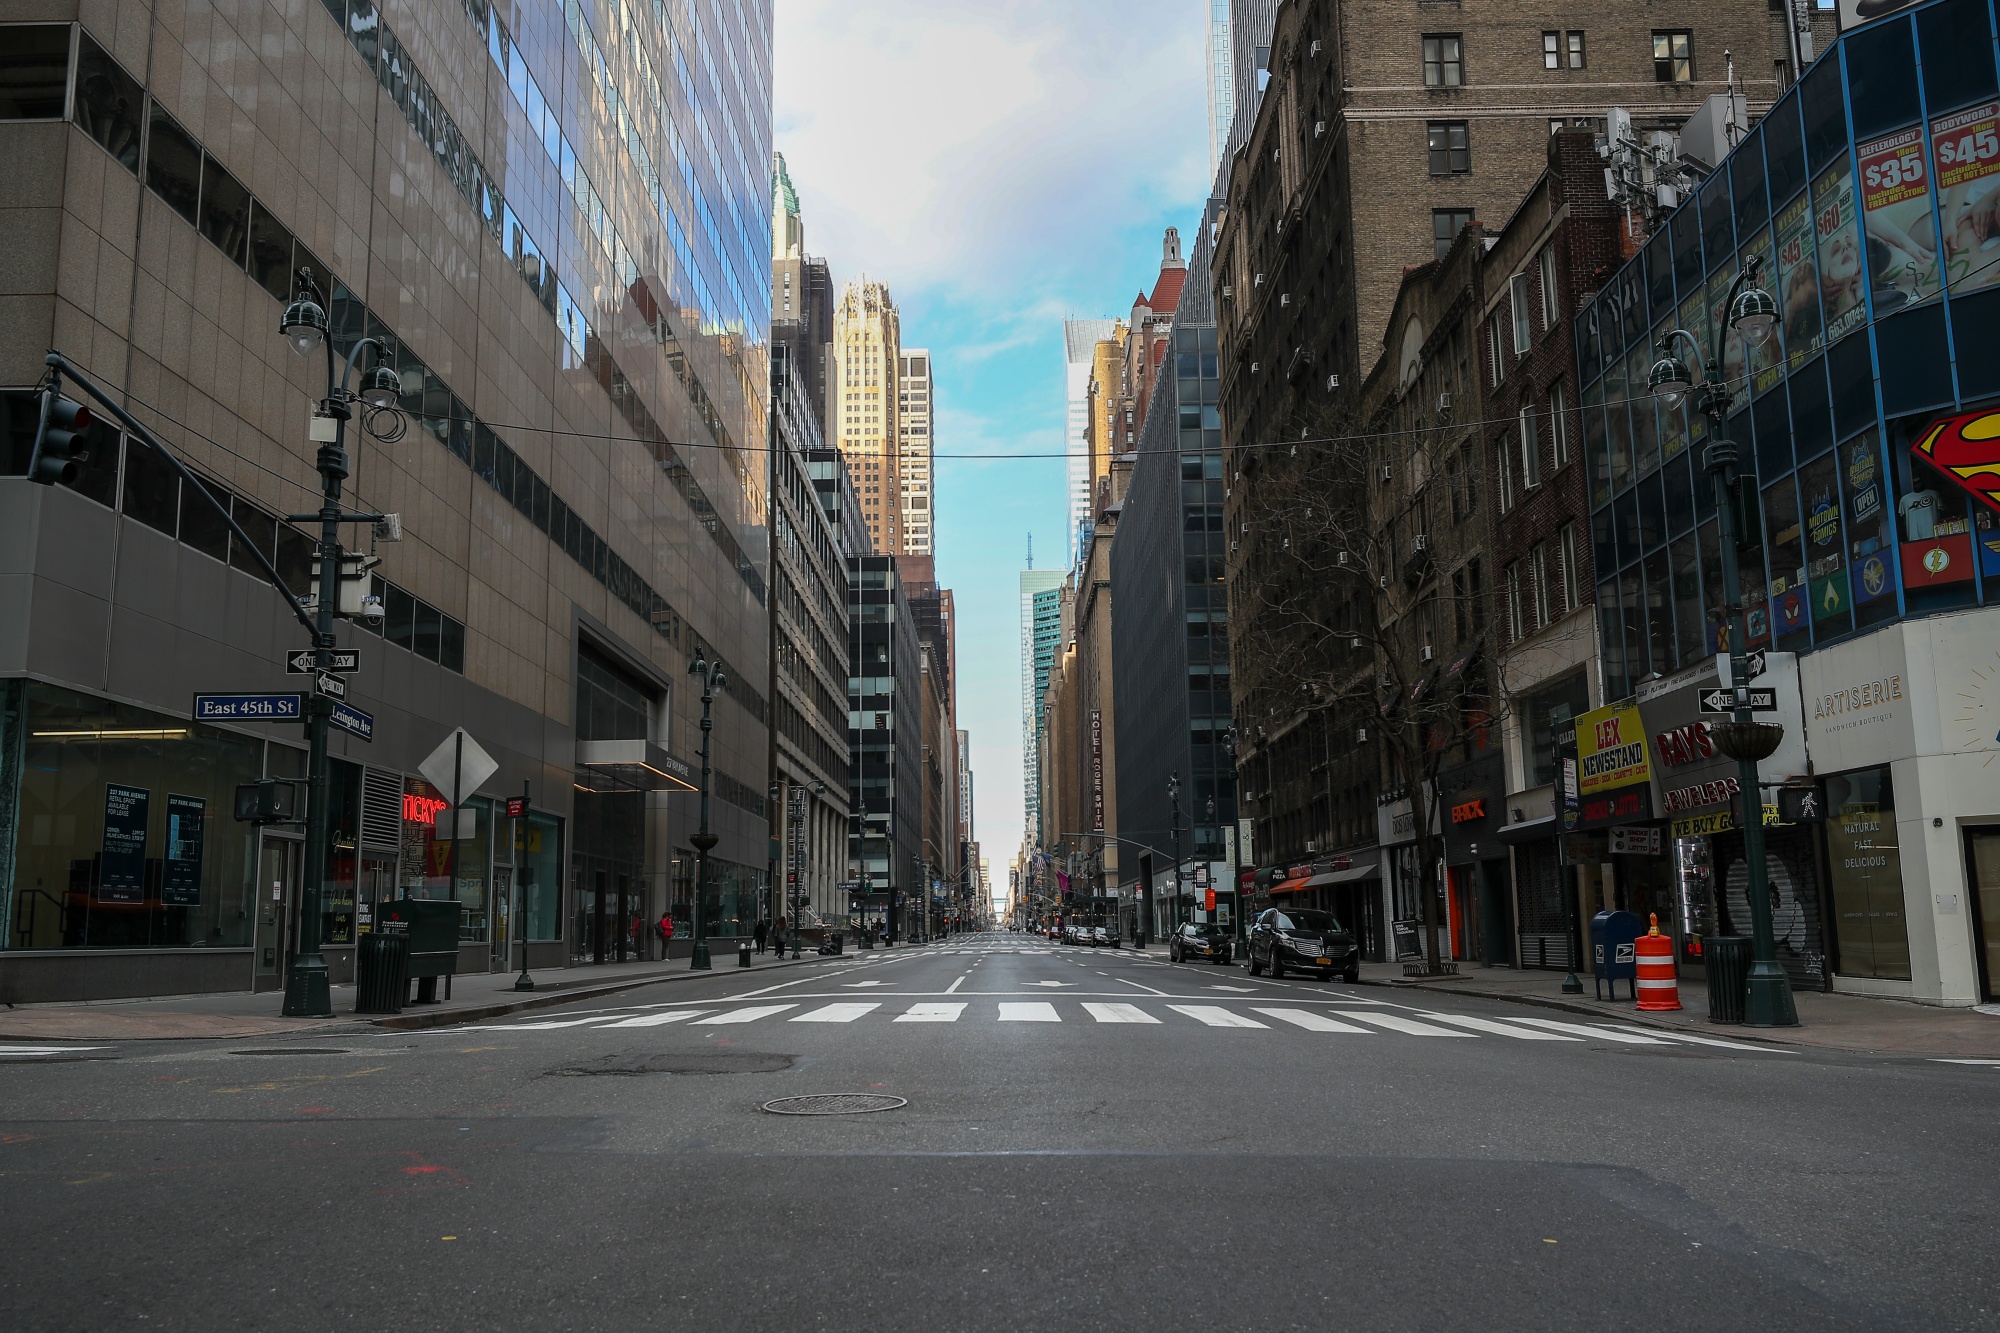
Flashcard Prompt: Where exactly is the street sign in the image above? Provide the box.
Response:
[286,649,359,674]
[328,700,374,742]
[506,796,528,819]
[419,727,498,807]
[1777,786,1826,823]
[312,671,347,701]
[194,692,301,722]
[1742,649,1767,681]
[1698,687,1777,714]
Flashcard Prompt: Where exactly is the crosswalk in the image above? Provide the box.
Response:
[447,999,1789,1053]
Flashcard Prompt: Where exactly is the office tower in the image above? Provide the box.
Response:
[833,281,903,554]
[1063,319,1118,566]
[1020,568,1065,846]
[898,350,935,557]
[1205,0,1235,176]
[771,152,834,435]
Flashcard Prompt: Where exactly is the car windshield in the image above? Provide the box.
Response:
[1272,909,1342,933]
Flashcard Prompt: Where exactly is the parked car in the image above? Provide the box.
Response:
[1169,922,1233,965]
[1246,908,1359,981]
[1091,925,1118,949]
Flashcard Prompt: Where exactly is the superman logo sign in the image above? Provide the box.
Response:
[1912,409,2000,515]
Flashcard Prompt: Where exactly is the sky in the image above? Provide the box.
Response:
[773,0,1213,910]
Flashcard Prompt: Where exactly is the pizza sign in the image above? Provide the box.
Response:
[1911,409,2000,515]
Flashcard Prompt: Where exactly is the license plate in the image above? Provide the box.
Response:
[1316,957,1331,965]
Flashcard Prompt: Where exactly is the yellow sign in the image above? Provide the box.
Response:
[1575,703,1653,796]
[1673,812,1735,838]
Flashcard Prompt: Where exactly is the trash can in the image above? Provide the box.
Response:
[1705,936,1750,1024]
[738,940,752,967]
[354,931,409,1015]
[828,932,844,955]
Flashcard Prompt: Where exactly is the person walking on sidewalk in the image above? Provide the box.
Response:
[657,911,675,960]
[753,917,769,954]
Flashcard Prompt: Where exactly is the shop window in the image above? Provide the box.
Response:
[1827,331,1876,440]
[1917,0,1999,114]
[0,24,71,120]
[1824,767,1911,980]
[119,435,180,536]
[1788,359,1834,463]
[1876,304,1952,416]
[1753,383,1793,479]
[1798,450,1852,636]
[198,155,250,266]
[73,31,142,174]
[440,617,465,673]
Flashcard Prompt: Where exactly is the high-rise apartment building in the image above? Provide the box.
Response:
[1063,320,1118,565]
[834,282,903,554]
[1020,569,1065,846]
[897,350,935,557]
[771,153,835,443]
[0,3,774,1002]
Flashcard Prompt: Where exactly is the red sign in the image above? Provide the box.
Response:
[506,797,528,819]
[1911,409,2000,516]
[1204,889,1216,911]
[1653,722,1716,768]
[403,792,447,824]
[1449,799,1486,824]
[1900,533,1975,586]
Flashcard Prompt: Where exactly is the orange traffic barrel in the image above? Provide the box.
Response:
[1635,912,1681,1011]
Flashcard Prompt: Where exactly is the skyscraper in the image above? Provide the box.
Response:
[1062,319,1117,566]
[1205,0,1235,177]
[1020,568,1065,846]
[771,152,834,437]
[834,282,903,553]
[897,350,935,558]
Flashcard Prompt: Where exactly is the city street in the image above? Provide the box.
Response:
[3,933,1995,1331]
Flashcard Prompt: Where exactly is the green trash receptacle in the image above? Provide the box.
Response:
[1705,936,1750,1025]
[354,930,410,1014]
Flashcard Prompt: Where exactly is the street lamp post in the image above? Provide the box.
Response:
[687,656,727,971]
[277,269,402,1018]
[1648,257,1799,1028]
[1168,771,1183,931]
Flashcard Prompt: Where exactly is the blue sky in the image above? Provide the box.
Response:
[774,1,1212,896]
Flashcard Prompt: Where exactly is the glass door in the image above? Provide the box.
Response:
[1968,829,2000,1002]
[254,837,300,993]
[490,866,512,973]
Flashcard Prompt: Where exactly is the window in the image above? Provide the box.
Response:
[1519,407,1542,488]
[1543,32,1561,69]
[1434,208,1473,261]
[1486,317,1503,387]
[74,32,143,174]
[1510,272,1532,351]
[1559,522,1581,612]
[0,24,71,120]
[1531,543,1553,627]
[1550,382,1571,467]
[1567,32,1586,69]
[1427,121,1469,175]
[1653,31,1692,83]
[1506,561,1525,641]
[1496,435,1515,513]
[1538,246,1560,329]
[1422,35,1463,88]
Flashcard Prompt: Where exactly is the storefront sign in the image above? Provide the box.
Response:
[1662,775,1742,815]
[1090,710,1104,832]
[1900,533,1975,586]
[1671,811,1736,838]
[162,794,205,906]
[100,784,150,904]
[1450,799,1485,824]
[1933,101,2000,294]
[1857,124,1942,308]
[1610,826,1663,856]
[1575,703,1652,796]
[1577,786,1652,828]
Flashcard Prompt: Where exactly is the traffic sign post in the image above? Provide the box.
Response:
[1699,687,1777,714]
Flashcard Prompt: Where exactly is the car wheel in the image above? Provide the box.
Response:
[1248,950,1263,976]
[1343,966,1360,984]
[1170,943,1180,963]
[1269,951,1285,980]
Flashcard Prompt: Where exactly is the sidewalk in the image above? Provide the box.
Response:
[0,946,837,1043]
[1353,961,2000,1059]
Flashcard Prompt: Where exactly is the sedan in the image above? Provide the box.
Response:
[1092,925,1118,949]
[1246,908,1359,982]
[1168,923,1233,965]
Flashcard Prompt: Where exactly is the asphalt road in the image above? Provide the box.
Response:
[3,932,1995,1331]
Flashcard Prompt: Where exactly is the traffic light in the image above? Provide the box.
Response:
[28,389,91,486]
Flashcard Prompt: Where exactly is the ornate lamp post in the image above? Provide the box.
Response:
[1167,771,1184,930]
[687,655,727,970]
[1647,256,1799,1028]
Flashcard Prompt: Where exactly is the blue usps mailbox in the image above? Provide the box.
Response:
[1591,909,1643,1002]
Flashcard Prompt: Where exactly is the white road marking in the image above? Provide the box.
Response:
[478,1015,633,1031]
[1208,985,1256,993]
[1934,1057,2000,1065]
[946,976,966,993]
[791,1003,880,1023]
[1499,1016,1667,1044]
[844,980,889,988]
[1330,1011,1472,1037]
[1025,980,1071,987]
[998,1002,1061,1022]
[0,1045,104,1055]
[1169,1005,1269,1029]
[1251,1008,1374,1033]
[1414,1013,1581,1041]
[594,1010,709,1028]
[896,1003,967,1022]
[1082,1003,1160,1024]
[691,1005,798,1025]
[1597,1024,1795,1052]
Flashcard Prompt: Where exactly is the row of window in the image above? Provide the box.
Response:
[1420,30,1690,87]
[1494,385,1575,513]
[1503,526,1584,644]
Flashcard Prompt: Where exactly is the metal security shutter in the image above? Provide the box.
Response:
[361,767,404,852]
[1514,839,1574,970]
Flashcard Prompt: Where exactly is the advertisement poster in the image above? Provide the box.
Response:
[1932,101,2000,293]
[162,794,205,907]
[1775,189,1822,370]
[100,784,150,905]
[1813,162,1868,343]
[1857,124,1942,310]
[1575,703,1653,797]
[1743,229,1784,397]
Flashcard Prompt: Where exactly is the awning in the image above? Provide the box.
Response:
[575,739,699,792]
[1494,814,1558,845]
[1304,863,1379,888]
[1268,876,1311,895]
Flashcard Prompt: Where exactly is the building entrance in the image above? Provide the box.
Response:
[1968,829,2000,1003]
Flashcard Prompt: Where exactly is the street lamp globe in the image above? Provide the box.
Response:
[713,667,727,690]
[280,296,328,356]
[1730,284,1779,345]
[359,362,401,409]
[689,656,708,677]
[1647,351,1694,411]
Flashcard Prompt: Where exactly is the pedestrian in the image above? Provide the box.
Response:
[753,917,769,954]
[773,915,787,956]
[657,910,675,959]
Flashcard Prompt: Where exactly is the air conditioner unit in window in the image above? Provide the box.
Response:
[1356,727,1368,743]
[1315,120,1327,137]
[1222,285,1233,298]
[1280,293,1291,307]
[1310,40,1322,57]
[1378,575,1389,589]
[1379,464,1393,482]
[1254,273,1265,287]
[1304,840,1318,853]
[1336,551,1349,566]
[1251,362,1261,374]
[1437,391,1452,413]
[1412,534,1428,553]
[1327,374,1340,390]
[1420,645,1434,663]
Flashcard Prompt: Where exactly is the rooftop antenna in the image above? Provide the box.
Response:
[1026,531,1034,568]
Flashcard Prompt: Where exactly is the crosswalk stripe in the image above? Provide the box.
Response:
[1597,1023,1792,1052]
[1168,1004,1269,1029]
[1083,1002,1159,1024]
[486,1015,635,1031]
[595,1010,709,1028]
[692,1005,798,1025]
[1499,1016,1667,1044]
[792,1003,880,1023]
[1414,1012,1580,1041]
[1251,1008,1374,1033]
[1330,1011,1471,1037]
[998,1002,1060,1022]
[896,1002,967,1022]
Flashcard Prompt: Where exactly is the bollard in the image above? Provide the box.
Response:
[738,940,752,967]
[1635,912,1682,1011]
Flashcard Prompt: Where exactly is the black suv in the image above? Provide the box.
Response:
[1169,923,1233,964]
[1247,908,1359,982]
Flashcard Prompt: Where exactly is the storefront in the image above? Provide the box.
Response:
[1439,752,1510,965]
[1268,851,1383,960]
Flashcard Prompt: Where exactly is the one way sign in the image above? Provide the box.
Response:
[286,650,359,674]
[1699,687,1777,714]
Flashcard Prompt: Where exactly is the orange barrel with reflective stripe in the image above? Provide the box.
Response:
[1634,912,1681,1011]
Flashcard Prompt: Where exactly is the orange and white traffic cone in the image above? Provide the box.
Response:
[1635,912,1681,1011]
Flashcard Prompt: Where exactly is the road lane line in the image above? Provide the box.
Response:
[896,1003,966,1022]
[997,1002,1061,1022]
[1330,1011,1472,1037]
[691,1005,798,1025]
[946,976,966,993]
[1597,1024,1795,1052]
[1414,1012,1581,1040]
[1082,1002,1160,1024]
[1251,1008,1373,1033]
[594,1010,709,1028]
[1168,1005,1269,1029]
[1498,1016,1667,1044]
[791,1003,880,1023]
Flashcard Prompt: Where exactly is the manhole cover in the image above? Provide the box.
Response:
[553,1051,797,1076]
[761,1093,907,1115]
[229,1048,352,1056]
